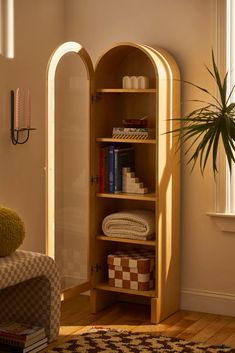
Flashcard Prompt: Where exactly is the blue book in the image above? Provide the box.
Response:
[108,145,115,192]
[114,146,135,193]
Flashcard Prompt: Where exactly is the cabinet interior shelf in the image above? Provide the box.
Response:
[96,192,156,201]
[96,137,156,144]
[96,88,157,93]
[95,282,156,297]
[96,235,156,247]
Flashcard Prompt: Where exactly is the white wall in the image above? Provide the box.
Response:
[0,0,65,253]
[64,0,235,315]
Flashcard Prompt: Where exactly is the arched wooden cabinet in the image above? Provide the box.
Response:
[46,42,180,323]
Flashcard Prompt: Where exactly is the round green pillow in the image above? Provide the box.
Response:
[0,207,25,257]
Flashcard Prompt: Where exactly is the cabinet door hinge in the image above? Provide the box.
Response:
[91,94,101,104]
[91,264,101,273]
[91,175,100,184]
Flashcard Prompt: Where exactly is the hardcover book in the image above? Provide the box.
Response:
[112,127,155,138]
[114,146,135,193]
[99,146,105,192]
[0,337,48,353]
[108,145,115,193]
[99,146,109,193]
[0,323,45,342]
[0,331,46,348]
[104,146,109,192]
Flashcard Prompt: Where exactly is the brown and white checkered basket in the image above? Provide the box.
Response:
[107,249,155,291]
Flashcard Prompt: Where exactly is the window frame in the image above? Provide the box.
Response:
[209,0,235,230]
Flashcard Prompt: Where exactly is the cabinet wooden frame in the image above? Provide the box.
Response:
[46,41,180,324]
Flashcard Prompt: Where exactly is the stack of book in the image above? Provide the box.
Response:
[112,127,155,140]
[99,144,135,193]
[0,322,48,353]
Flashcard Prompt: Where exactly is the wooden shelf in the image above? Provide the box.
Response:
[96,88,157,93]
[95,282,156,297]
[96,137,156,144]
[96,192,156,201]
[96,235,156,246]
[88,43,180,323]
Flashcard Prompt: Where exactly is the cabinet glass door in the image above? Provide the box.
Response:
[46,42,93,295]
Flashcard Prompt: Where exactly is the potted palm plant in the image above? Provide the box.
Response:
[173,51,235,175]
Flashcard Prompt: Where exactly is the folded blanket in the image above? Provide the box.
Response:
[102,209,155,240]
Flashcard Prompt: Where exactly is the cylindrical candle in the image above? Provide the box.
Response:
[15,88,19,130]
[26,89,31,128]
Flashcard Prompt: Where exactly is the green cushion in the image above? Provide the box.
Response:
[0,207,25,257]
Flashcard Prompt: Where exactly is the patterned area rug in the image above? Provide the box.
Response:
[46,329,235,353]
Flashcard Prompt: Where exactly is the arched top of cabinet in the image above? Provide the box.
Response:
[46,41,94,83]
[94,42,180,89]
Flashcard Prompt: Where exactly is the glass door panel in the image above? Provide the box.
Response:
[54,52,90,291]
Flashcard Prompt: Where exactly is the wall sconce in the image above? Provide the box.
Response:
[0,0,14,59]
[10,89,36,145]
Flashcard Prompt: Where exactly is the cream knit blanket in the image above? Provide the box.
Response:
[102,209,155,240]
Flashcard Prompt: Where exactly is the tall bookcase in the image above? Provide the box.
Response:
[46,41,180,324]
[90,43,180,323]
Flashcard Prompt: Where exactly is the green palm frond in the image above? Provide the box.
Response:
[170,50,235,175]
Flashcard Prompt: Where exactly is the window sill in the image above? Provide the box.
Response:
[207,212,235,233]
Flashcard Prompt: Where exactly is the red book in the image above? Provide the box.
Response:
[99,147,105,192]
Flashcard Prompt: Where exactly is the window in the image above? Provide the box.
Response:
[214,0,235,215]
[225,0,235,213]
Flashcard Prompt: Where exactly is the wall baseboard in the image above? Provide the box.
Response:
[181,288,235,316]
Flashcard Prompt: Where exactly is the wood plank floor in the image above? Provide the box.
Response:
[45,295,235,351]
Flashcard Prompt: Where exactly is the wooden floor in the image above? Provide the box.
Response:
[45,295,235,351]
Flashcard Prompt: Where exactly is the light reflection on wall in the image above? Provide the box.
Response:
[0,0,14,58]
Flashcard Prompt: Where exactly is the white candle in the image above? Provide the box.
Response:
[15,88,19,130]
[26,89,31,128]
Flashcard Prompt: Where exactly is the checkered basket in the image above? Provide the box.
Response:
[107,249,155,291]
